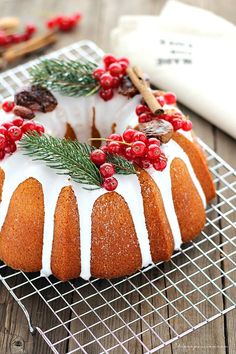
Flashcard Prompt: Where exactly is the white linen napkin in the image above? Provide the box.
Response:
[110,0,236,139]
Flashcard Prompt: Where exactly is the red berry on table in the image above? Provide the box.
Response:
[100,73,114,89]
[90,149,106,165]
[139,159,151,169]
[0,150,5,160]
[111,77,121,89]
[131,141,147,157]
[133,131,148,144]
[12,117,24,127]
[2,101,15,113]
[92,68,105,80]
[138,113,152,123]
[0,31,8,46]
[22,32,31,41]
[11,33,22,44]
[103,54,117,69]
[46,19,57,29]
[99,163,115,178]
[153,158,167,171]
[102,176,118,191]
[99,88,114,101]
[182,120,193,131]
[164,92,177,105]
[122,129,136,143]
[107,141,121,154]
[7,126,23,141]
[147,144,161,160]
[109,63,122,77]
[2,122,13,129]
[21,121,36,133]
[5,141,17,154]
[0,134,6,149]
[26,23,37,34]
[157,96,165,107]
[58,17,76,31]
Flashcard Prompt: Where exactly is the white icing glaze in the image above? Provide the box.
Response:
[147,139,206,249]
[0,92,206,279]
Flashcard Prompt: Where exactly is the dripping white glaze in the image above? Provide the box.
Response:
[0,92,206,279]
[147,139,206,249]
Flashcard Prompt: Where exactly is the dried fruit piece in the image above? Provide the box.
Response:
[138,119,173,144]
[118,76,139,98]
[13,105,35,119]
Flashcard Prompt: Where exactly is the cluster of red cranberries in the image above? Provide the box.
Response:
[0,101,44,160]
[0,24,37,47]
[46,13,81,32]
[90,129,167,191]
[136,92,192,131]
[92,54,130,101]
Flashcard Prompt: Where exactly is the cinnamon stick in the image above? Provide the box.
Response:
[127,66,164,115]
[2,32,57,63]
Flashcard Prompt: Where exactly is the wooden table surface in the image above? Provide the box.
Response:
[0,0,236,353]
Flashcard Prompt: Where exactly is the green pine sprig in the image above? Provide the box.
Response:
[29,59,100,97]
[19,133,136,189]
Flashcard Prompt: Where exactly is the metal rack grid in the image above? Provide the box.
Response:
[0,40,236,354]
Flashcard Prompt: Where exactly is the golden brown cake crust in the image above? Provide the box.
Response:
[91,192,142,279]
[171,158,206,243]
[173,132,216,202]
[51,186,81,281]
[137,168,174,262]
[0,177,44,272]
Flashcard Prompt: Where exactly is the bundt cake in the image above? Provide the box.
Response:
[0,55,215,281]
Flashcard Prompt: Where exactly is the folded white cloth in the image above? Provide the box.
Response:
[110,0,236,139]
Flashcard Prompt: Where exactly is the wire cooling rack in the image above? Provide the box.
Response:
[0,40,236,354]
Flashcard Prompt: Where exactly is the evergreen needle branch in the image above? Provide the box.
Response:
[29,59,100,97]
[20,133,103,187]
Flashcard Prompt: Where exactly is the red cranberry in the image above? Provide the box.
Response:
[182,120,193,131]
[101,145,108,153]
[103,54,117,69]
[111,77,121,88]
[124,147,134,160]
[140,159,151,169]
[47,19,57,29]
[118,60,128,75]
[58,17,76,31]
[136,104,148,116]
[93,68,105,80]
[99,88,114,101]
[11,33,22,44]
[138,113,152,123]
[2,101,15,113]
[171,119,183,131]
[90,149,106,165]
[147,138,160,146]
[0,134,6,149]
[21,121,36,133]
[7,126,23,141]
[0,150,5,160]
[102,176,118,191]
[0,31,7,46]
[122,129,136,143]
[99,163,115,178]
[164,92,177,105]
[0,126,7,135]
[5,141,17,154]
[107,141,121,154]
[2,122,13,130]
[133,131,148,144]
[153,159,167,171]
[118,57,129,65]
[35,124,45,135]
[147,144,161,160]
[131,141,147,157]
[109,63,122,77]
[108,133,122,142]
[100,73,114,89]
[12,117,24,127]
[26,23,37,34]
